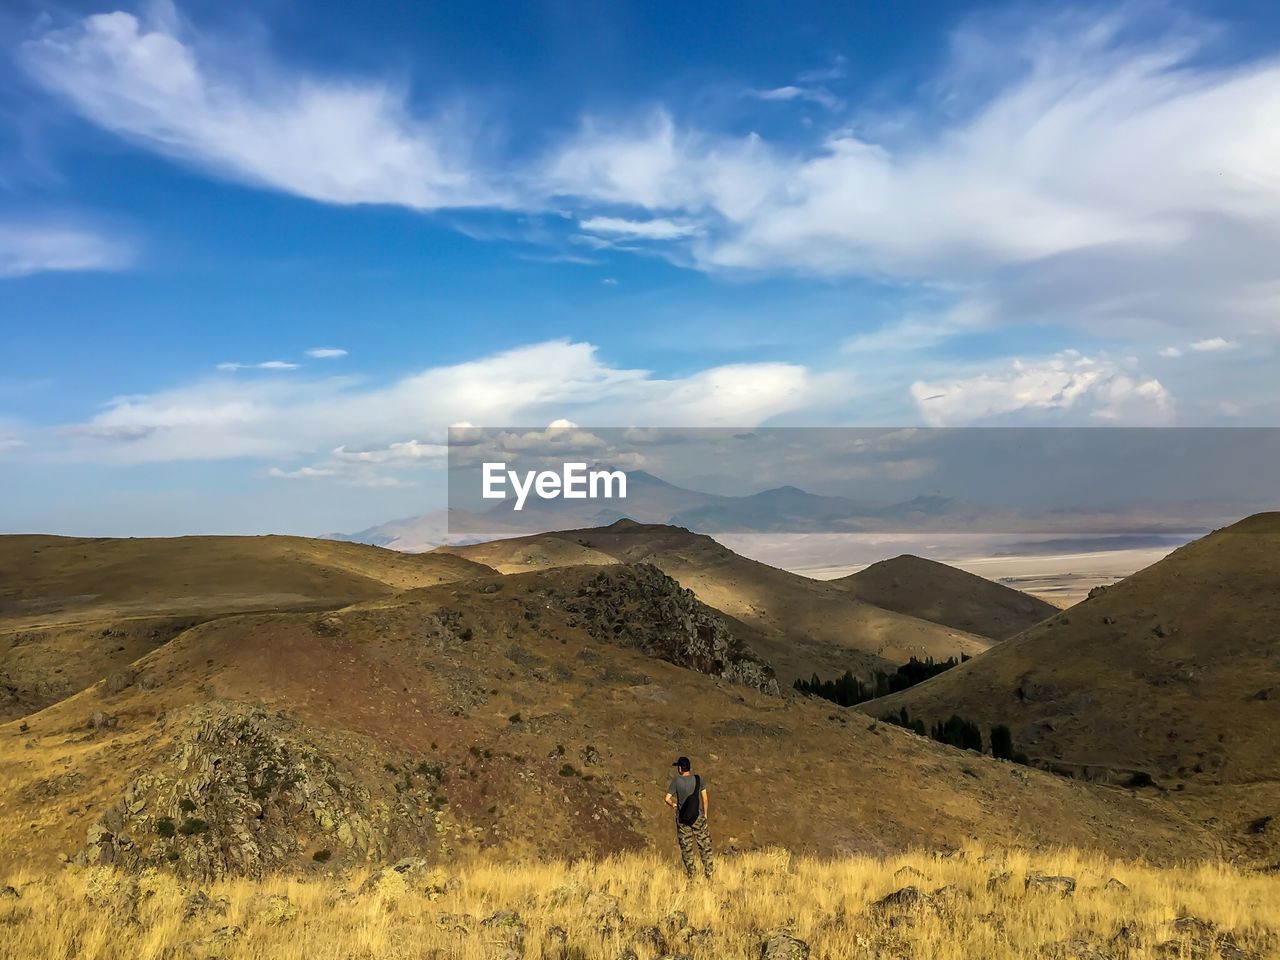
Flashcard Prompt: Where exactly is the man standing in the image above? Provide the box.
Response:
[664,756,713,880]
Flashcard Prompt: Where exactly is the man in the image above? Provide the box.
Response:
[664,756,713,880]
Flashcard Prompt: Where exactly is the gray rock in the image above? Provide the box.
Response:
[182,890,228,920]
[872,885,922,910]
[246,893,297,925]
[1025,874,1077,896]
[561,564,780,695]
[760,930,810,959]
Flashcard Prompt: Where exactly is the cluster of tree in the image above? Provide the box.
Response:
[930,714,983,751]
[988,724,1030,764]
[877,710,1031,765]
[792,655,969,707]
[880,706,926,736]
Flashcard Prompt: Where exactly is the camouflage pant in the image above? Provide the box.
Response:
[676,815,714,879]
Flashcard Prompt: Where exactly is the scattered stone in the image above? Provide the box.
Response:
[182,890,228,920]
[0,885,19,900]
[676,927,713,949]
[760,930,810,959]
[1044,938,1114,960]
[1103,878,1129,893]
[986,871,1013,891]
[661,910,688,934]
[894,865,927,881]
[87,712,117,731]
[481,909,526,949]
[632,925,667,952]
[246,893,298,925]
[581,889,625,935]
[929,884,962,906]
[359,857,434,899]
[104,669,137,695]
[872,886,921,910]
[1025,874,1076,896]
[1172,916,1216,937]
[82,868,139,914]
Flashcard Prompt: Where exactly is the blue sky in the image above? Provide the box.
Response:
[1,0,1279,535]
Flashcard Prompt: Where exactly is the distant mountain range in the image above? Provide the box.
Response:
[329,469,1210,552]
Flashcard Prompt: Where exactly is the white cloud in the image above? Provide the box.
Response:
[0,222,132,278]
[579,216,700,240]
[216,360,301,371]
[534,11,1280,347]
[305,347,347,359]
[49,340,837,463]
[23,5,1280,358]
[331,440,447,463]
[268,465,335,479]
[1190,337,1239,352]
[1159,346,1183,358]
[23,11,502,209]
[750,85,843,111]
[911,351,1173,426]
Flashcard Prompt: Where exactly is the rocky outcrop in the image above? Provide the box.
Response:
[560,564,780,695]
[80,703,445,878]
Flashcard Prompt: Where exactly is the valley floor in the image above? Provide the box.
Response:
[3,845,1276,960]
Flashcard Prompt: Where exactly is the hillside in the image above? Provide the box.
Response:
[0,534,493,720]
[865,514,1280,855]
[436,521,994,682]
[0,560,1225,879]
[833,554,1058,640]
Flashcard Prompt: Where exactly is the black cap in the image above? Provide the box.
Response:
[673,756,691,771]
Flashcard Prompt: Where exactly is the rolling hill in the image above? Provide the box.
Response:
[832,554,1058,640]
[0,557,1222,878]
[864,513,1280,857]
[435,520,994,683]
[0,534,493,720]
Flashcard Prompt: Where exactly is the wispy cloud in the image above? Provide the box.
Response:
[0,221,132,278]
[579,216,700,240]
[216,360,301,371]
[22,10,504,210]
[749,84,843,111]
[305,347,347,359]
[1190,337,1239,353]
[21,4,1280,359]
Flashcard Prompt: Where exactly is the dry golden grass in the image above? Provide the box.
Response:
[2,844,1276,959]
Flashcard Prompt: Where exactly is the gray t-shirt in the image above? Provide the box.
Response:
[667,774,706,815]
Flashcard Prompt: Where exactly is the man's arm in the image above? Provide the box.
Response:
[664,792,677,810]
[700,788,709,818]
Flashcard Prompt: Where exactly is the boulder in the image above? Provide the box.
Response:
[872,886,922,910]
[1025,874,1077,896]
[760,930,810,959]
[246,893,297,925]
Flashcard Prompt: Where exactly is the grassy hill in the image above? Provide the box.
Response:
[0,534,492,720]
[864,513,1280,859]
[0,556,1223,878]
[436,521,993,683]
[832,554,1058,640]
